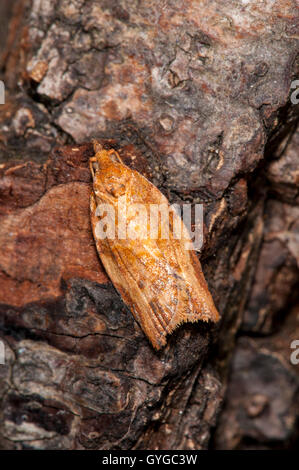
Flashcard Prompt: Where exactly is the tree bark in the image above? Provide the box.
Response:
[0,0,298,450]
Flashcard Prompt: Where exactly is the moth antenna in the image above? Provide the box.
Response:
[107,149,124,164]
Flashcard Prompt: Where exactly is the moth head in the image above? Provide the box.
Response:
[90,142,131,201]
[90,151,119,175]
[91,141,123,176]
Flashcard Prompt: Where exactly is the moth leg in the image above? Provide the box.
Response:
[89,156,98,179]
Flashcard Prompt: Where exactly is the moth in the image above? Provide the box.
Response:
[89,140,219,350]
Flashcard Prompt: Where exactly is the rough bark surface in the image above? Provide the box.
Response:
[0,0,298,450]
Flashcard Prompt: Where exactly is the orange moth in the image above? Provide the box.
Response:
[89,140,219,350]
